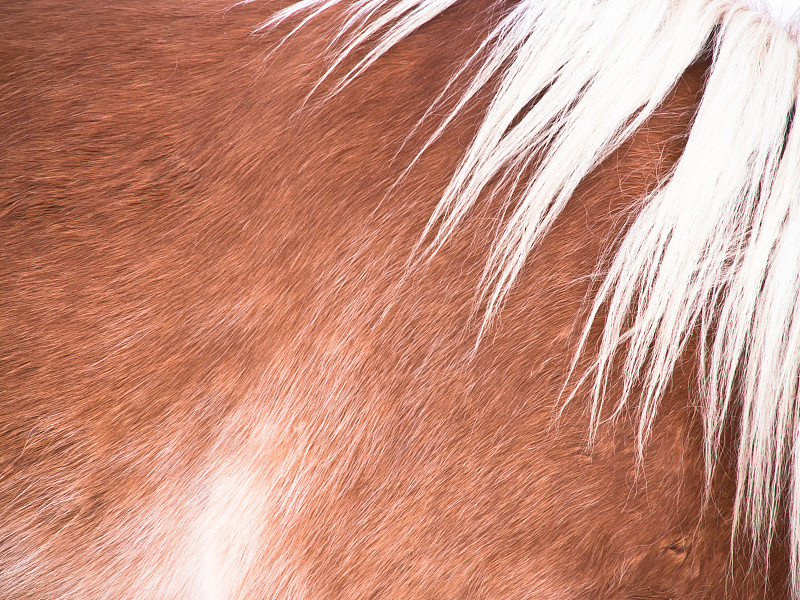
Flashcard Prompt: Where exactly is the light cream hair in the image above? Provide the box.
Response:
[255,0,800,591]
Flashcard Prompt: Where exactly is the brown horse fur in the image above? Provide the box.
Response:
[0,0,790,598]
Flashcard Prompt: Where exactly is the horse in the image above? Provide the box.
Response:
[1,0,799,597]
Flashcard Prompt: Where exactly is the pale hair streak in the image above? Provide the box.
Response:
[253,0,800,592]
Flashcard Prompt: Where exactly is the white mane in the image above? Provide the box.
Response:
[256,0,800,591]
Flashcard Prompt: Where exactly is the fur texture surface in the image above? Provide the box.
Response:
[259,0,800,593]
[0,0,797,598]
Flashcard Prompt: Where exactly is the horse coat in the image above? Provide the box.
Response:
[1,0,799,597]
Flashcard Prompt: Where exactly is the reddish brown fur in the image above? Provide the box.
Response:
[0,0,789,598]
